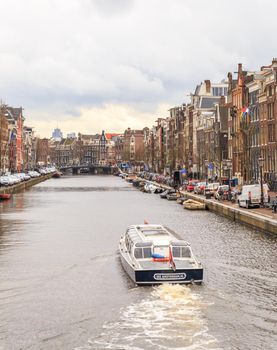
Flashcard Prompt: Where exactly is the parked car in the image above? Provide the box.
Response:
[39,168,47,175]
[0,176,11,186]
[204,183,220,197]
[237,184,269,208]
[194,181,207,195]
[186,180,199,192]
[28,171,41,178]
[0,175,17,186]
[11,175,21,184]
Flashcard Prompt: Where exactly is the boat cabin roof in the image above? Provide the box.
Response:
[126,224,189,246]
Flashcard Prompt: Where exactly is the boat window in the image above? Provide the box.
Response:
[172,246,191,258]
[134,247,152,259]
[172,240,188,246]
[143,247,152,258]
[172,246,181,257]
[134,248,143,259]
[181,247,191,258]
[125,234,129,248]
[125,233,133,252]
[135,241,152,247]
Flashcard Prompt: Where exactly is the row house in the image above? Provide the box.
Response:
[165,107,185,172]
[123,128,144,162]
[36,138,50,165]
[227,60,277,189]
[0,104,37,174]
[143,118,167,173]
[47,131,122,167]
[245,74,260,181]
[113,134,124,164]
[227,64,252,183]
[105,133,121,165]
[99,131,107,165]
[183,104,195,176]
[143,127,153,170]
[51,138,82,166]
[125,58,276,189]
[23,126,36,171]
[154,118,166,173]
[5,106,25,172]
[78,133,100,165]
[0,105,9,174]
[258,60,277,188]
[192,79,228,179]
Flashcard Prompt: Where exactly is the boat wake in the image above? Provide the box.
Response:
[76,284,219,350]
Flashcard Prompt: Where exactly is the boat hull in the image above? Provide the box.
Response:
[0,194,11,200]
[135,268,203,285]
[119,251,203,285]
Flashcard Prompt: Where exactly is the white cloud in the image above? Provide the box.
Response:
[0,0,276,136]
[29,102,171,137]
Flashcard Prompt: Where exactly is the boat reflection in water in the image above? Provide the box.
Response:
[119,224,203,285]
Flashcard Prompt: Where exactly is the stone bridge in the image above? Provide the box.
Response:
[59,164,114,175]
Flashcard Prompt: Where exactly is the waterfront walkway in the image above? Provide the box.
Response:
[136,177,277,234]
[184,191,277,221]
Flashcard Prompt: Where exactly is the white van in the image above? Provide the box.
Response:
[237,184,269,208]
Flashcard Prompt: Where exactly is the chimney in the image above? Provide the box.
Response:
[204,80,211,93]
[238,63,242,74]
[272,58,277,68]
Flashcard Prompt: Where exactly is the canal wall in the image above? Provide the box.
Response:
[137,178,277,235]
[181,191,277,235]
[0,173,53,195]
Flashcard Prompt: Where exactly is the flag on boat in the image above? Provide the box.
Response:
[169,246,176,271]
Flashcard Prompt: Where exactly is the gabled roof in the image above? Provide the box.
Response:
[5,107,24,121]
[80,134,100,141]
[200,97,221,109]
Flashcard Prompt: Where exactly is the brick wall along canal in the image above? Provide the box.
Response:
[0,175,276,350]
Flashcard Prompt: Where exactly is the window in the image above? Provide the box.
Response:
[268,124,276,142]
[172,247,181,257]
[212,87,227,96]
[267,103,274,120]
[134,248,143,259]
[134,247,152,259]
[182,247,192,258]
[143,247,152,258]
[172,246,192,258]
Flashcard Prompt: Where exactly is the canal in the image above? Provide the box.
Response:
[0,175,276,350]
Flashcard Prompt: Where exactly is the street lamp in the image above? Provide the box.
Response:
[258,157,265,207]
[226,159,232,200]
[204,159,209,185]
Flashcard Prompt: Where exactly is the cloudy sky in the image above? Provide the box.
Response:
[0,0,276,137]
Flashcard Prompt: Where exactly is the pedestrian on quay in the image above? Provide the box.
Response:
[272,196,277,213]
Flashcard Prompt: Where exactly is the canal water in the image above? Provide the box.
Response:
[0,175,276,350]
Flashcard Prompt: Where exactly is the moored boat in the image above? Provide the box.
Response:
[52,171,63,178]
[183,199,206,210]
[0,193,11,200]
[177,196,186,204]
[119,224,203,285]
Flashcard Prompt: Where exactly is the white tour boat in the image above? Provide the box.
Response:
[119,224,203,285]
